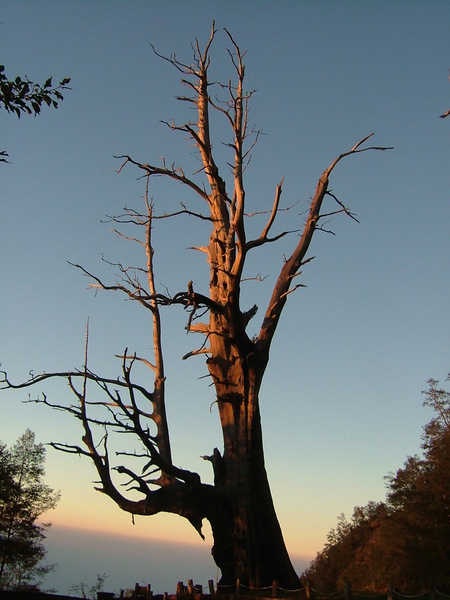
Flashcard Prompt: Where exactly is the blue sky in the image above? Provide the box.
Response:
[1,0,449,594]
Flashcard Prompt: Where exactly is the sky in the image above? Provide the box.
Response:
[1,0,449,594]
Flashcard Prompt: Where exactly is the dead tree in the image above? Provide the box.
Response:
[1,24,391,589]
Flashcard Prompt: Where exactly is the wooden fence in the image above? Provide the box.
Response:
[112,580,450,600]
[3,580,450,600]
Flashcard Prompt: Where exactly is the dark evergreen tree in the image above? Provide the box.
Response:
[385,374,450,590]
[303,374,450,593]
[0,430,59,591]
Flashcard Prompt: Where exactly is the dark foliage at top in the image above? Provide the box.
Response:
[0,65,70,161]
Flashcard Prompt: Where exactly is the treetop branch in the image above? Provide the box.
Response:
[258,134,392,350]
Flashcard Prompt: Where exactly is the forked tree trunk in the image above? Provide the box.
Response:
[206,405,300,588]
[204,333,299,588]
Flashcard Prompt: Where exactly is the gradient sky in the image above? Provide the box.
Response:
[1,0,449,594]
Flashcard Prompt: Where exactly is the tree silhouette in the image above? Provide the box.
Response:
[0,430,59,591]
[0,64,70,161]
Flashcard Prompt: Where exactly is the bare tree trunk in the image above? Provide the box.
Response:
[207,415,299,588]
[203,341,299,588]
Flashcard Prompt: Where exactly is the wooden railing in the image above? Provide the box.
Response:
[3,580,450,600]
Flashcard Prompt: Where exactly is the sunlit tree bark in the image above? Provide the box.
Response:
[1,24,390,588]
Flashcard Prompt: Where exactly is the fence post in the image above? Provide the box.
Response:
[188,580,194,595]
[235,578,240,597]
[387,582,393,600]
[177,581,184,596]
[208,580,215,595]
[305,580,311,600]
[344,581,352,600]
[272,580,278,598]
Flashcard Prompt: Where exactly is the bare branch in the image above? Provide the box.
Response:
[241,273,268,283]
[115,155,210,204]
[246,178,285,250]
[182,347,211,360]
[152,202,212,222]
[324,133,393,176]
[258,135,392,349]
